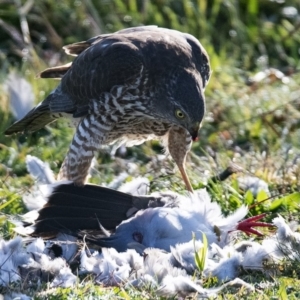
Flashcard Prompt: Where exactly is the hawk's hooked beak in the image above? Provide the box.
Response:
[188,122,201,141]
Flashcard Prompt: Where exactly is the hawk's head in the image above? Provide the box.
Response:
[153,68,209,141]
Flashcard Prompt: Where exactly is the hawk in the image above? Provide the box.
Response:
[5,26,211,191]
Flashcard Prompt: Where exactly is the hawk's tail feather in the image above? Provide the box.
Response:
[5,95,54,135]
[30,183,153,238]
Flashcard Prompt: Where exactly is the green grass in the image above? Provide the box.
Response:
[1,66,300,299]
[1,63,300,299]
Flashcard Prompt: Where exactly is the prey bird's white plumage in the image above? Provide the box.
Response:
[95,189,249,252]
[5,156,280,297]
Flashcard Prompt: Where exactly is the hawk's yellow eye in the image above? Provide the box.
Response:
[175,109,185,119]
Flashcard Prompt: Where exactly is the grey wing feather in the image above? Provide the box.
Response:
[39,62,72,79]
[4,97,53,134]
[62,26,158,56]
[63,41,93,56]
[62,40,144,103]
[183,33,211,87]
[48,89,75,113]
[63,34,110,56]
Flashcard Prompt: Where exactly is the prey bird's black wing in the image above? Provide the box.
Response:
[31,183,168,238]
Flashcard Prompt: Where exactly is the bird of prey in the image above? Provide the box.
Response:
[5,26,211,191]
[24,183,273,252]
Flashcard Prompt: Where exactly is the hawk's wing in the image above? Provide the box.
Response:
[62,26,159,56]
[6,37,144,133]
[48,37,145,114]
[182,33,211,88]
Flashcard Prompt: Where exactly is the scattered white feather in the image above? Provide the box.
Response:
[26,155,55,185]
[107,172,129,190]
[5,72,34,120]
[206,250,242,281]
[142,248,186,283]
[237,175,269,196]
[22,185,48,211]
[0,237,28,285]
[20,210,40,224]
[14,222,35,236]
[23,155,74,212]
[0,235,259,298]
[0,236,76,290]
[49,233,78,262]
[20,180,73,215]
[6,174,300,298]
[3,292,31,300]
[80,248,131,286]
[27,254,67,275]
[262,215,300,260]
[170,240,203,273]
[80,249,102,274]
[157,275,205,297]
[118,177,150,195]
[157,275,255,297]
[241,241,271,271]
[26,237,45,253]
[50,266,77,288]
